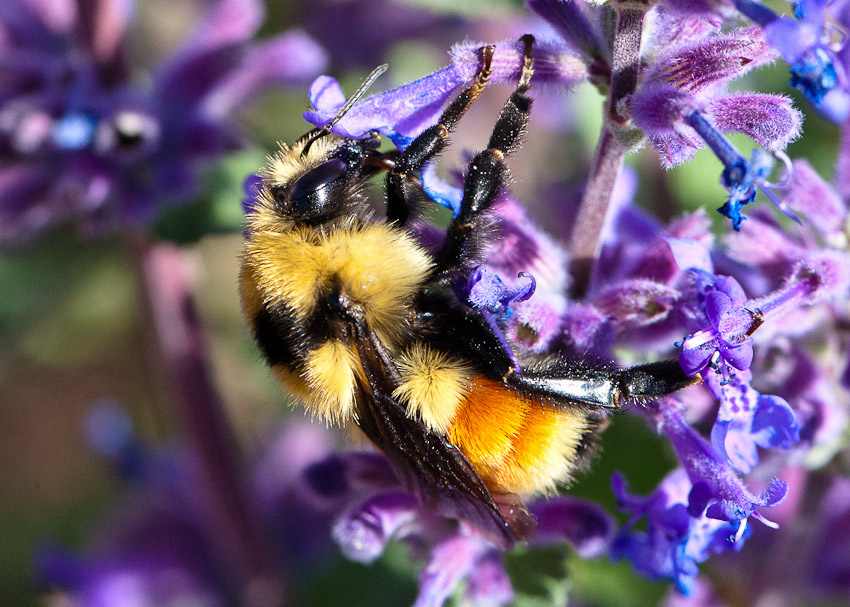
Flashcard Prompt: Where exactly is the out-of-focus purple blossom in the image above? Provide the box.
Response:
[240,173,264,217]
[770,159,847,240]
[302,0,466,71]
[332,492,422,563]
[595,279,681,328]
[39,513,230,607]
[527,0,607,65]
[735,0,850,120]
[530,497,615,558]
[0,0,327,244]
[413,533,503,607]
[320,450,613,607]
[464,549,514,607]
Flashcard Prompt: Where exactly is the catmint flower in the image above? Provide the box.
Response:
[303,37,588,150]
[705,372,800,474]
[326,450,613,607]
[526,0,607,66]
[0,0,327,244]
[611,469,750,595]
[684,110,800,229]
[652,400,789,530]
[631,25,801,168]
[678,270,756,381]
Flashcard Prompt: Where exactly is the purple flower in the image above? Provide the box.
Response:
[654,400,788,529]
[631,25,801,168]
[0,0,327,244]
[303,37,587,149]
[736,0,850,120]
[611,469,749,595]
[707,374,800,474]
[325,451,613,607]
[684,110,801,229]
[678,270,756,381]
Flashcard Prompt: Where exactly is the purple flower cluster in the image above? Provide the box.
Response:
[13,0,850,606]
[0,0,326,244]
[297,0,850,599]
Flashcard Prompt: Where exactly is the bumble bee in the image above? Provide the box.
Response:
[240,36,697,548]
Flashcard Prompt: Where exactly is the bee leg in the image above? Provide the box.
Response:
[614,360,701,404]
[506,359,698,410]
[386,45,495,226]
[435,34,536,276]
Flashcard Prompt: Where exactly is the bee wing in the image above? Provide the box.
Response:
[350,319,517,550]
[354,384,516,549]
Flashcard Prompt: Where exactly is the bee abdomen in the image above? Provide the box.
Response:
[251,304,309,369]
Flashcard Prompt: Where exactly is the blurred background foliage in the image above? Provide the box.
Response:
[0,0,842,605]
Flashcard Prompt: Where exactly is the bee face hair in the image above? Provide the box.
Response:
[240,36,697,548]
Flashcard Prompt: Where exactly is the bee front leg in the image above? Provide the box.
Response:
[435,35,536,276]
[386,45,495,226]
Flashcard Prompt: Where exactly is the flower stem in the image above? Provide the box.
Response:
[569,2,647,297]
[129,235,286,607]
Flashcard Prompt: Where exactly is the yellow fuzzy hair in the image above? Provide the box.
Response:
[300,340,360,423]
[448,378,529,470]
[243,222,432,347]
[488,404,588,495]
[393,344,473,433]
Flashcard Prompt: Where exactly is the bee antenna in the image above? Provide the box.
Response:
[302,63,389,157]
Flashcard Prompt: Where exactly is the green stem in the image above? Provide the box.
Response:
[569,2,648,298]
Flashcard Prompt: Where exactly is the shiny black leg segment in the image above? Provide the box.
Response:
[435,35,535,276]
[614,360,700,404]
[506,358,698,411]
[386,46,495,226]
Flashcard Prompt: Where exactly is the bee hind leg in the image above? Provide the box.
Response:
[614,360,700,405]
[505,358,698,410]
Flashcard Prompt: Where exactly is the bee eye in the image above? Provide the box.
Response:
[288,158,348,216]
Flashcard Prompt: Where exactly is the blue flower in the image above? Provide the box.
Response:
[707,374,801,474]
[611,469,750,595]
[303,38,588,150]
[736,0,849,119]
[653,400,788,530]
[684,110,801,229]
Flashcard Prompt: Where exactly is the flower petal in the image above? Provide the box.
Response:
[332,492,420,563]
[531,497,614,558]
[708,93,802,151]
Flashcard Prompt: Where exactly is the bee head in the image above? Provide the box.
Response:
[262,133,381,226]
